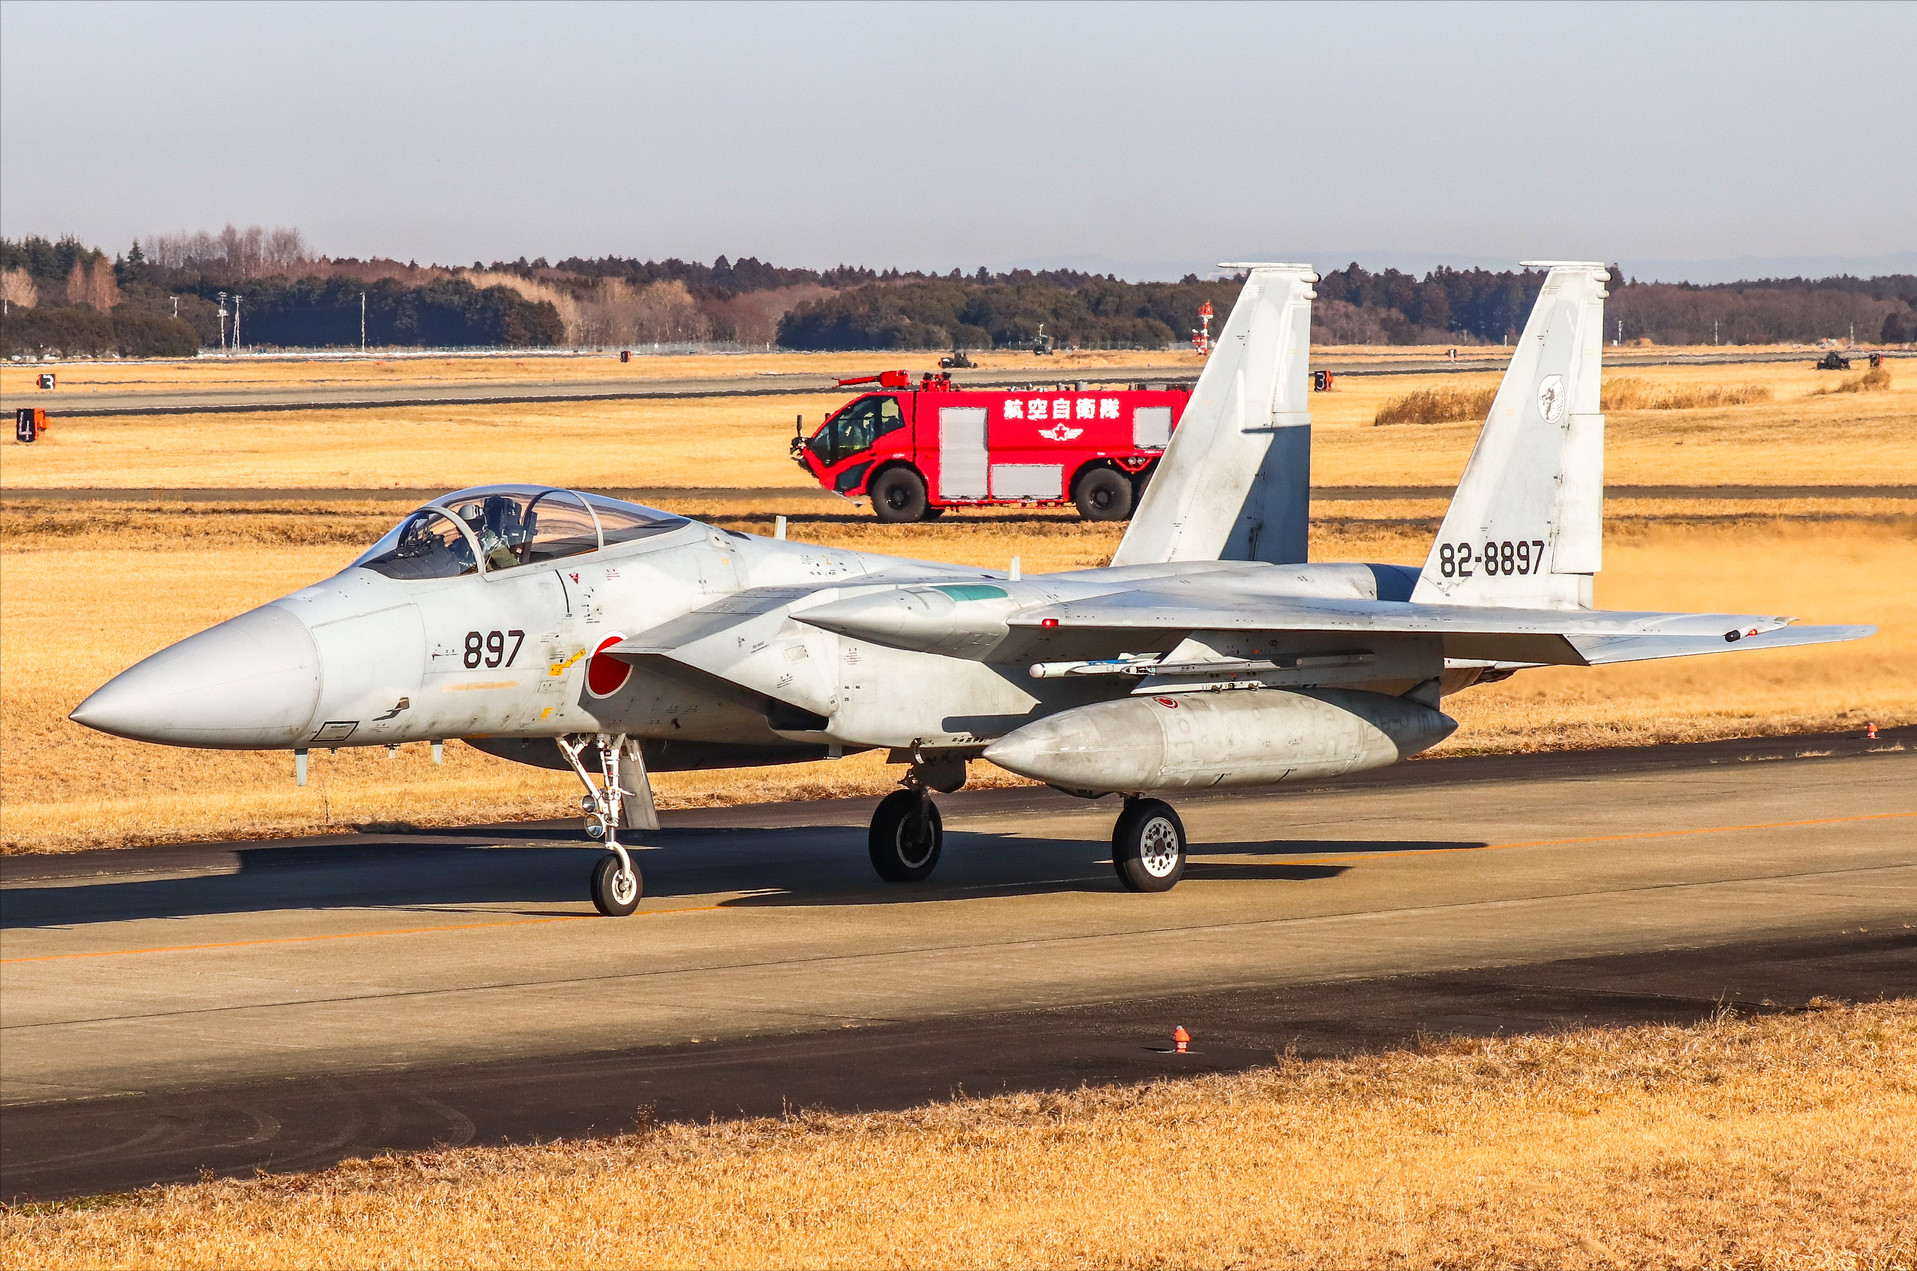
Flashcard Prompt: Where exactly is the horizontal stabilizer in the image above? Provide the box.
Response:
[1572,624,1877,666]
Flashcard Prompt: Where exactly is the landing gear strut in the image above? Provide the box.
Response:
[558,733,658,916]
[1112,797,1186,892]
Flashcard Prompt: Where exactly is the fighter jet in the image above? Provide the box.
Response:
[72,262,1873,914]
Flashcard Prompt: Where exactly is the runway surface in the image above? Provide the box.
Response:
[8,348,1886,418]
[3,729,1911,1200]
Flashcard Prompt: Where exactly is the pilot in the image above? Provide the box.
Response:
[457,500,522,571]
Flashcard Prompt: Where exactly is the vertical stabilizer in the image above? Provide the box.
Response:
[1110,263,1316,566]
[1411,262,1610,609]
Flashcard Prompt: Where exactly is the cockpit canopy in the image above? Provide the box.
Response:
[352,485,690,580]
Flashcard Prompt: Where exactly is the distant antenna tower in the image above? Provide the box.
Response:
[217,291,229,352]
[1191,301,1215,356]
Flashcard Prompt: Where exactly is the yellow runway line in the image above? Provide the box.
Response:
[0,905,723,965]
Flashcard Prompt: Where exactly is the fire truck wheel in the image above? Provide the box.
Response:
[870,468,929,523]
[1073,467,1134,521]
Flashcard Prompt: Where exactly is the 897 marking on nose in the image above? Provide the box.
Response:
[464,630,525,668]
[1439,540,1548,578]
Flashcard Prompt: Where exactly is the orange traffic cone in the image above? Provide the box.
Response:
[1173,1026,1190,1054]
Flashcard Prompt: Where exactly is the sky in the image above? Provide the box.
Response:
[2,0,1912,283]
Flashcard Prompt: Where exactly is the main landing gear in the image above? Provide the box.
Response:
[1111,797,1187,892]
[558,733,659,916]
[868,753,965,883]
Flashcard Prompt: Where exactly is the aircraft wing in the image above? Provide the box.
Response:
[1008,590,1873,667]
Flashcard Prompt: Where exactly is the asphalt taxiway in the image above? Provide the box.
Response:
[2,729,1910,1200]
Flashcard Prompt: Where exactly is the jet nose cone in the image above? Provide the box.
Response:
[71,604,321,748]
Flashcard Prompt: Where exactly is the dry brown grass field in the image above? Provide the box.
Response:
[0,343,1849,401]
[5,1000,1910,1269]
[1313,360,1915,486]
[1,340,1647,400]
[0,346,1215,398]
[4,359,1912,492]
[1,496,1908,854]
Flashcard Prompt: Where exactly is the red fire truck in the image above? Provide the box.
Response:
[791,371,1192,522]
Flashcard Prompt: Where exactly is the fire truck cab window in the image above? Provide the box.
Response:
[811,396,884,465]
[876,395,905,439]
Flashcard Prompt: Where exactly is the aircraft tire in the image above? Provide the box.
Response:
[1073,466,1134,521]
[590,853,642,916]
[1112,798,1186,892]
[869,789,943,882]
[870,467,929,523]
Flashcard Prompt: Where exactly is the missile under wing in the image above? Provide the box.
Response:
[72,263,1874,910]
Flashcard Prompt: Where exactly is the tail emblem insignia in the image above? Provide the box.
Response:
[1537,375,1566,424]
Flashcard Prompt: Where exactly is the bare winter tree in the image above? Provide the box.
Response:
[463,270,583,342]
[1,268,38,309]
[65,260,122,310]
[629,280,710,343]
[143,224,313,278]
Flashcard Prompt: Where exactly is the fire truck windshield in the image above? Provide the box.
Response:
[808,395,903,465]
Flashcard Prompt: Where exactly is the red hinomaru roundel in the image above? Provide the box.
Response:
[586,634,630,697]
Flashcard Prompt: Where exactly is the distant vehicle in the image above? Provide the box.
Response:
[939,349,976,370]
[1815,351,1852,370]
[1031,325,1055,356]
[792,371,1191,522]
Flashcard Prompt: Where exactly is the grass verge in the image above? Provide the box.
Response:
[5,1000,1911,1269]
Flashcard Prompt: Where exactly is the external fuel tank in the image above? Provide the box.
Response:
[981,688,1456,795]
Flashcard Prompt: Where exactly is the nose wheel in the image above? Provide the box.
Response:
[558,733,657,916]
[590,850,641,916]
[1113,797,1186,892]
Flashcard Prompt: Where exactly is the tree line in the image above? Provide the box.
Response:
[5,226,1912,357]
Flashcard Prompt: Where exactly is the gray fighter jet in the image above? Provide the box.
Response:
[72,262,1873,914]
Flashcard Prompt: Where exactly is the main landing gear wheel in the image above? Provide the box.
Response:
[590,852,642,916]
[869,788,943,882]
[1112,797,1186,892]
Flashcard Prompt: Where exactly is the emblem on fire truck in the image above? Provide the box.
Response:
[1037,423,1084,441]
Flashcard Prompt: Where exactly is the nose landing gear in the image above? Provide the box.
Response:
[558,733,658,916]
